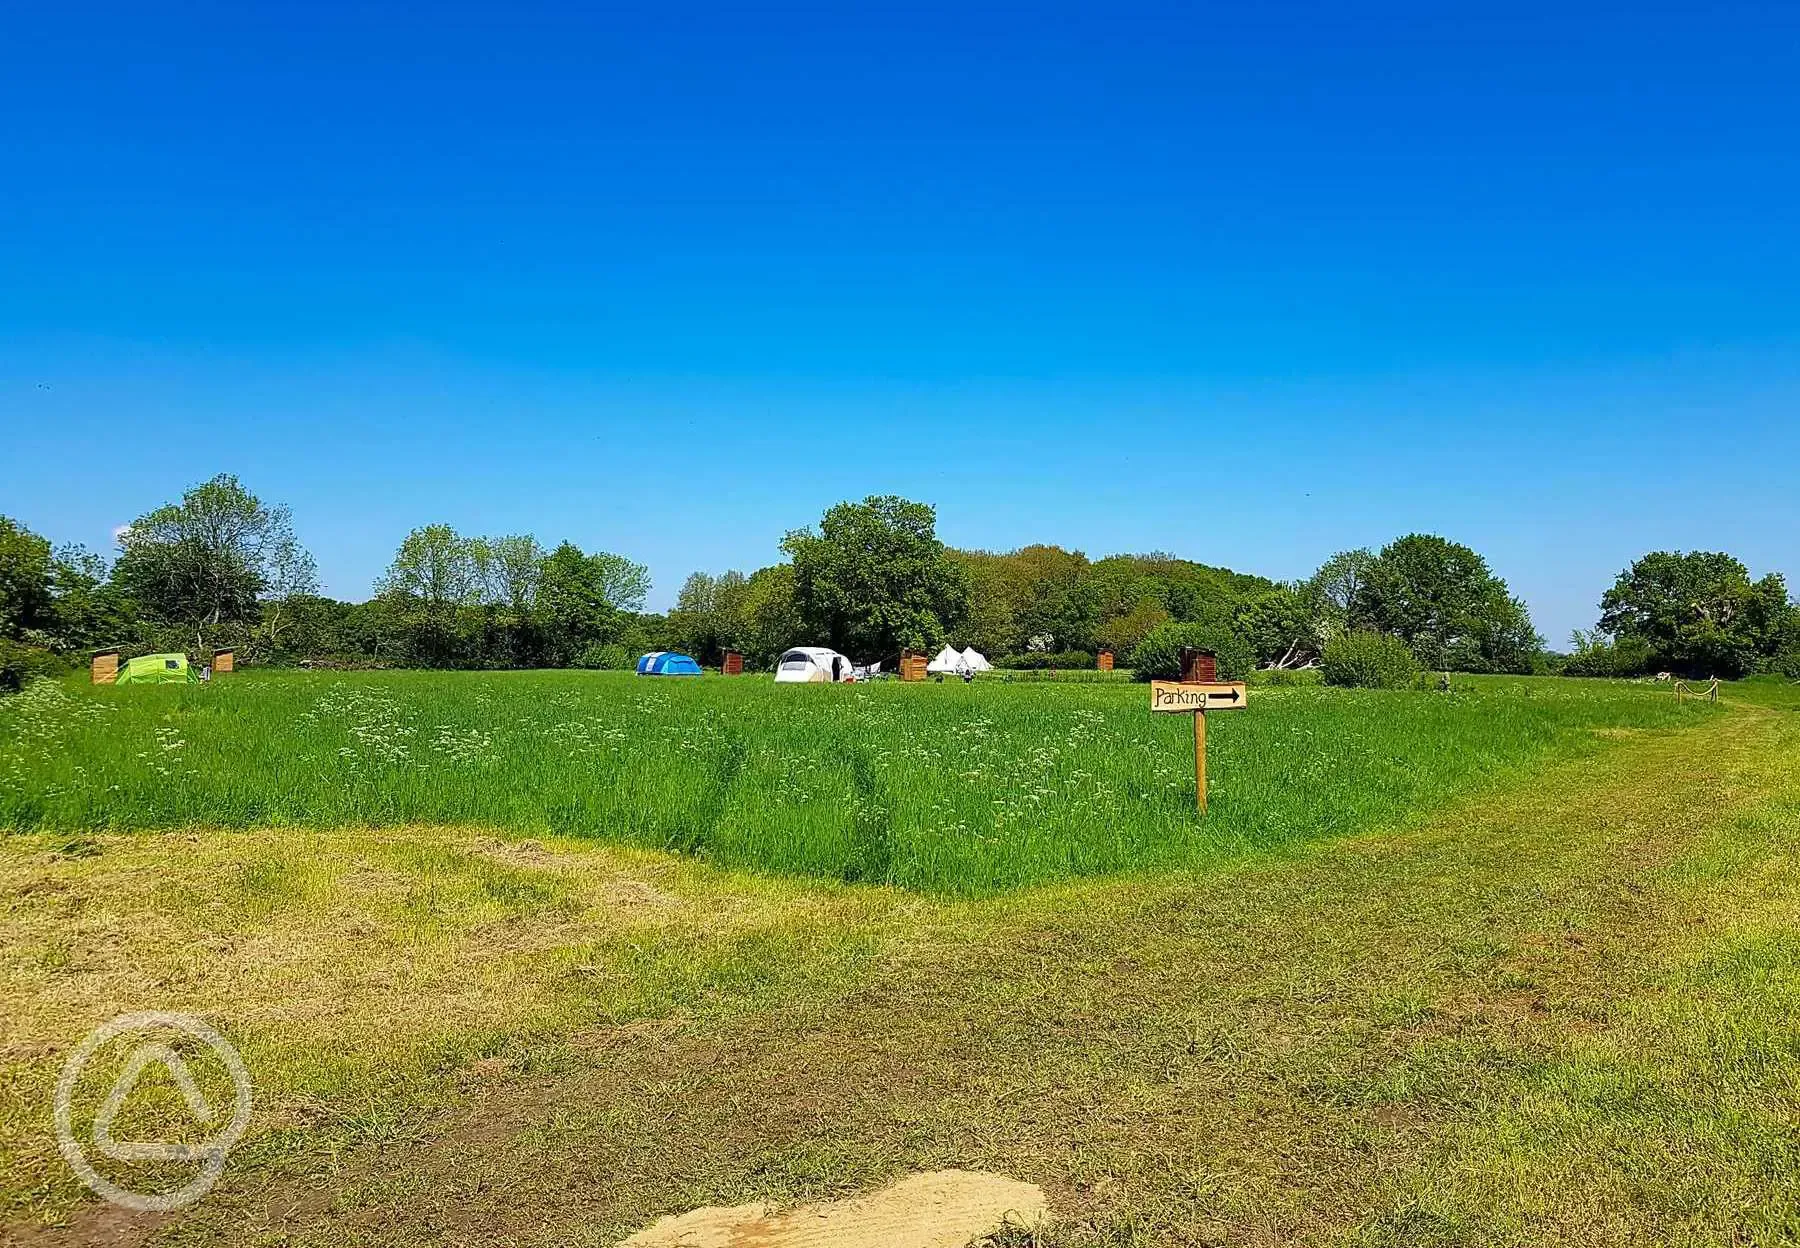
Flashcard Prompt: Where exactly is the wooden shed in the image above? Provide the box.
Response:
[91,649,120,685]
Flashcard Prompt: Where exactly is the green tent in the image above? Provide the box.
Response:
[114,653,197,685]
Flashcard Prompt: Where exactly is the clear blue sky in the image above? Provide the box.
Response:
[4,1,1795,645]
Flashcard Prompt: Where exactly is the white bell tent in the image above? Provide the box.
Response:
[925,645,966,674]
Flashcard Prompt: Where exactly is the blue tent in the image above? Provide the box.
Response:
[636,651,703,676]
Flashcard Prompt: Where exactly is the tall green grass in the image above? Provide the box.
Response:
[0,671,1717,893]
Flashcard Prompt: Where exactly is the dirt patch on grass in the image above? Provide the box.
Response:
[620,1169,1048,1248]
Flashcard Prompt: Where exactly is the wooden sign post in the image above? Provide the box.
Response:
[1150,665,1246,814]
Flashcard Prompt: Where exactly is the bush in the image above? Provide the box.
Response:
[575,643,633,671]
[1562,631,1654,679]
[1773,644,1800,681]
[1128,622,1254,683]
[0,641,66,693]
[1320,631,1419,689]
[997,650,1096,671]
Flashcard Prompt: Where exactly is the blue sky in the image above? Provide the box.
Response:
[3,1,1795,644]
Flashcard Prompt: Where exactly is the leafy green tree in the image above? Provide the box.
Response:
[1357,534,1538,672]
[260,527,322,657]
[667,571,719,662]
[478,534,546,665]
[1097,596,1173,662]
[0,516,55,640]
[0,517,62,689]
[945,547,1275,661]
[1774,609,1800,679]
[1089,552,1273,630]
[480,535,544,612]
[667,569,750,665]
[46,544,130,652]
[537,542,651,666]
[342,596,405,664]
[586,549,651,615]
[1006,545,1097,653]
[1127,620,1254,682]
[380,524,479,607]
[377,524,483,666]
[953,544,1099,655]
[111,474,316,655]
[1598,551,1794,678]
[1236,584,1319,669]
[737,564,800,668]
[951,551,1021,657]
[784,495,968,658]
[1451,591,1541,674]
[1306,547,1376,640]
[2,523,129,671]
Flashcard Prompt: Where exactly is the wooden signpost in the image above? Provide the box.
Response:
[1151,649,1246,814]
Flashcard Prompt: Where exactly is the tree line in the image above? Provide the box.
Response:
[0,475,661,683]
[2,476,1795,688]
[668,509,1546,678]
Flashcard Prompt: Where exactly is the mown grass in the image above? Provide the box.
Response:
[0,671,1719,893]
[0,828,899,1226]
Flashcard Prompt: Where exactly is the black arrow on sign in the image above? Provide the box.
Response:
[1206,688,1240,703]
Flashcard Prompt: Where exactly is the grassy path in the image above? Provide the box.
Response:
[5,701,1798,1246]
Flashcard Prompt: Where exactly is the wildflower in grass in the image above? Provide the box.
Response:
[305,688,416,769]
[430,725,495,763]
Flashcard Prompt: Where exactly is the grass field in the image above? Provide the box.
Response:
[3,673,1796,1246]
[0,670,1720,893]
